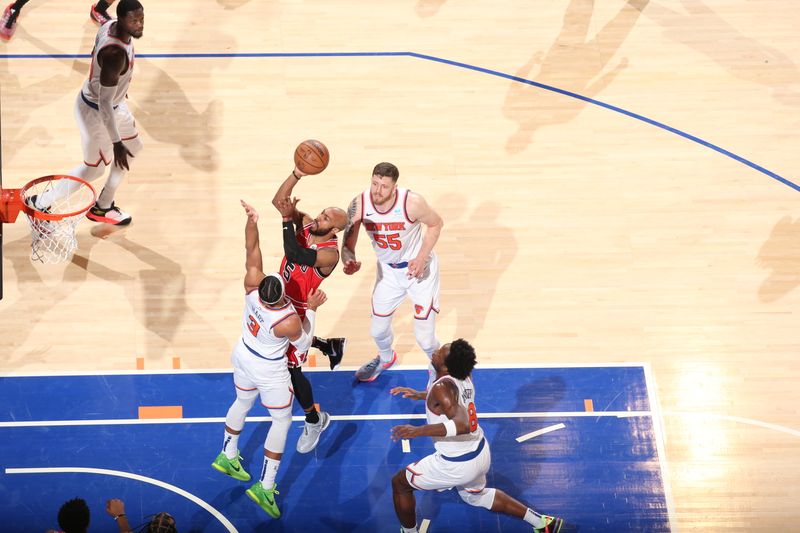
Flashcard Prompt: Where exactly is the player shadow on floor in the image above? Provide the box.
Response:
[756,215,800,302]
[415,0,448,18]
[127,61,224,172]
[503,0,648,153]
[0,231,122,367]
[641,0,800,108]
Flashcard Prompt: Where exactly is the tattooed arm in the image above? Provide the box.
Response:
[341,195,363,275]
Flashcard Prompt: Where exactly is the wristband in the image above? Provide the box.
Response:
[443,418,457,437]
[292,170,301,180]
[114,513,126,521]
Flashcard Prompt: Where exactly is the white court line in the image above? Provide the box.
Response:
[419,518,431,533]
[0,411,652,428]
[662,412,800,438]
[4,466,238,532]
[516,423,566,443]
[402,439,411,453]
[0,362,650,377]
[644,362,678,533]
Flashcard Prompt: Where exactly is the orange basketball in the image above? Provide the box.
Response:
[294,139,330,175]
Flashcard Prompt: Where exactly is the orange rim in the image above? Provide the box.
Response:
[19,175,97,221]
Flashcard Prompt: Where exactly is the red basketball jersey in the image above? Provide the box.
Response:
[279,222,338,320]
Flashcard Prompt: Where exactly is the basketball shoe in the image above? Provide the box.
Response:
[355,351,397,382]
[246,482,280,518]
[314,337,346,369]
[296,411,331,453]
[211,452,251,481]
[535,515,564,533]
[0,3,19,41]
[89,3,111,24]
[86,201,132,225]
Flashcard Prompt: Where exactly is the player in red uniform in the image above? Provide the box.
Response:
[272,166,348,453]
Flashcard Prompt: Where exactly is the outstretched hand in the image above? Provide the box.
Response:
[391,424,420,441]
[240,199,259,223]
[390,386,425,400]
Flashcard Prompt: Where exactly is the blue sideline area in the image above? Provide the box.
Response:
[0,366,670,532]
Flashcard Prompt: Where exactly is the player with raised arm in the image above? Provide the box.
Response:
[271,165,347,453]
[211,200,327,519]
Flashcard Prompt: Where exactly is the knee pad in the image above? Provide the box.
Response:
[225,393,256,430]
[264,406,292,453]
[413,316,440,357]
[370,314,394,344]
[80,163,107,182]
[458,488,496,510]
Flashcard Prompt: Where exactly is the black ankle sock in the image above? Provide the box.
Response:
[95,0,110,11]
[11,0,30,12]
[305,409,320,424]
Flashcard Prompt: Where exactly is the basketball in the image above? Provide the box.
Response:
[294,139,330,175]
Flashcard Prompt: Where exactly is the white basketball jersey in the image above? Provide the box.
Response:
[82,20,135,106]
[239,291,297,360]
[427,375,484,456]
[362,188,423,263]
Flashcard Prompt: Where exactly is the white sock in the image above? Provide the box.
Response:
[97,166,127,209]
[222,429,239,460]
[523,508,546,528]
[401,527,418,533]
[260,456,280,489]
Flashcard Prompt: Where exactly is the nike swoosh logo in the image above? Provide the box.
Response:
[231,464,240,471]
[365,212,374,216]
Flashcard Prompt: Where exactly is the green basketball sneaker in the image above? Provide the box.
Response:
[246,482,281,518]
[211,452,250,481]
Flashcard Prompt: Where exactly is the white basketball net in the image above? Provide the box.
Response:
[22,177,96,264]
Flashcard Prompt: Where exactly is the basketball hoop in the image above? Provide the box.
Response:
[0,175,96,264]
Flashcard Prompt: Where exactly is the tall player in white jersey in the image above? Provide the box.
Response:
[390,340,566,533]
[342,162,444,382]
[211,200,327,519]
[32,0,144,226]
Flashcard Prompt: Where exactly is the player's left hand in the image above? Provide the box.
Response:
[407,256,428,279]
[275,196,299,219]
[391,424,420,441]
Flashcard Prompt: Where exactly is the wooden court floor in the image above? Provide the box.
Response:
[2,1,799,530]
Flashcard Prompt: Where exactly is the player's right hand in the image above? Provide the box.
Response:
[105,498,126,517]
[390,387,424,400]
[343,259,361,275]
[240,199,259,223]
[113,141,134,171]
[307,287,327,310]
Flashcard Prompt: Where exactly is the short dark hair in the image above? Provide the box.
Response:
[57,498,90,533]
[445,339,477,380]
[372,162,399,182]
[117,0,143,18]
[147,512,177,533]
[258,275,284,305]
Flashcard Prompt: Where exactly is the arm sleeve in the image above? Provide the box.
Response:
[282,220,318,266]
[289,309,316,354]
[98,84,121,143]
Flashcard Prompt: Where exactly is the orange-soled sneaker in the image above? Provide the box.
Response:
[355,351,397,382]
[0,4,19,42]
[86,201,132,225]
